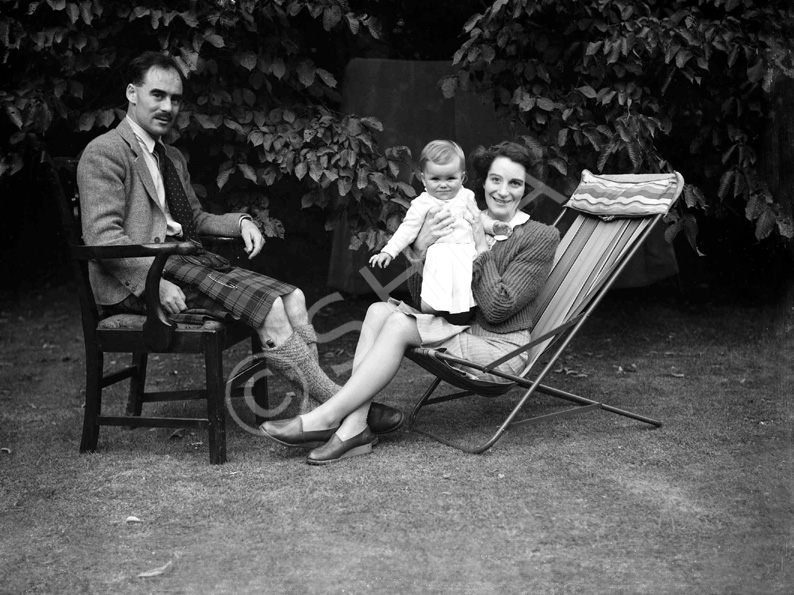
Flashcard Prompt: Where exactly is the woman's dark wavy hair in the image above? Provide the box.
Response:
[469,141,532,203]
[128,51,186,87]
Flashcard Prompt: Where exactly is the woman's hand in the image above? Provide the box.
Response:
[409,206,455,260]
[468,203,489,254]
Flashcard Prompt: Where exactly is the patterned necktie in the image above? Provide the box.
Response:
[153,142,198,241]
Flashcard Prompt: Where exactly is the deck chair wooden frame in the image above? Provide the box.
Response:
[407,172,685,454]
[45,152,270,464]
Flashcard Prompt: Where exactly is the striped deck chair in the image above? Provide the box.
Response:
[406,170,685,453]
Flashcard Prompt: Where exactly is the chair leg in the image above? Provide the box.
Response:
[205,335,227,464]
[125,352,148,416]
[251,334,268,427]
[80,348,103,453]
[408,376,443,427]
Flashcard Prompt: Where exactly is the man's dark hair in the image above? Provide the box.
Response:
[128,51,186,87]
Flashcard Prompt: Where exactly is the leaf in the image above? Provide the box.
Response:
[747,58,765,84]
[137,561,173,578]
[519,135,544,161]
[337,176,352,196]
[664,218,683,244]
[194,113,221,129]
[237,164,258,184]
[204,33,224,48]
[577,85,597,99]
[585,41,603,56]
[78,111,96,131]
[223,118,244,135]
[745,192,762,219]
[535,97,555,111]
[297,61,315,87]
[216,161,233,189]
[65,2,79,23]
[547,157,567,176]
[754,209,776,241]
[5,106,23,129]
[683,213,701,255]
[675,49,692,69]
[316,68,336,88]
[345,14,360,35]
[270,57,286,80]
[238,50,257,71]
[626,141,642,171]
[323,5,342,31]
[462,13,482,33]
[597,139,617,172]
[717,170,735,200]
[80,0,93,24]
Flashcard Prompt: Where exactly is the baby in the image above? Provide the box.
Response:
[369,139,509,320]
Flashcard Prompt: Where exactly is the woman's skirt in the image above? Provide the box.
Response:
[390,299,530,383]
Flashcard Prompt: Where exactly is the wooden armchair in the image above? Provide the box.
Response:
[45,152,269,464]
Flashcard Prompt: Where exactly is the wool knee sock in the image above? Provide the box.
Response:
[293,323,319,361]
[263,332,340,411]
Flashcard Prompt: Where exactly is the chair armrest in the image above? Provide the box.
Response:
[72,241,198,351]
[200,235,238,246]
[71,241,198,261]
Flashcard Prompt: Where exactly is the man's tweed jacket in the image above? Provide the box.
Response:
[77,118,244,306]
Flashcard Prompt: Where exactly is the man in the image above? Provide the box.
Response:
[77,51,401,435]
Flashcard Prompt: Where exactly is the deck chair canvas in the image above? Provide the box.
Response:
[406,170,685,453]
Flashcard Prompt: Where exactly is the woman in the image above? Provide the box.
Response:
[261,141,560,464]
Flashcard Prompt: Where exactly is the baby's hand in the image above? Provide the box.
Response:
[369,252,393,268]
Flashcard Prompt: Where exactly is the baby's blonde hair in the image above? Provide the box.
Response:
[419,139,466,173]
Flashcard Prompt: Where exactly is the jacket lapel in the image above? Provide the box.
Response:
[117,119,163,212]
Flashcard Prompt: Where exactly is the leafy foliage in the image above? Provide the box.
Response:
[441,0,794,245]
[0,0,416,237]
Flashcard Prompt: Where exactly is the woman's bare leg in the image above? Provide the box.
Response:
[351,301,399,372]
[301,310,422,439]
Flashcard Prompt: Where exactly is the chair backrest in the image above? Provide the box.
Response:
[41,152,103,334]
[524,171,685,368]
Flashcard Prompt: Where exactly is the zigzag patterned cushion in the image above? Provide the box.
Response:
[567,170,678,218]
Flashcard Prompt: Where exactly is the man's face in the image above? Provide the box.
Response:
[126,66,183,139]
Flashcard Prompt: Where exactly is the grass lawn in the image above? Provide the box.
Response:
[0,281,792,594]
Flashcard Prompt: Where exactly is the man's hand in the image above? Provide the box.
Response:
[241,218,265,259]
[159,279,187,315]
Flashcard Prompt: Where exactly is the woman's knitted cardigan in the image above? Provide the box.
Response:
[409,219,560,334]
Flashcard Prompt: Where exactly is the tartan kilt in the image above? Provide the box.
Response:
[164,256,296,328]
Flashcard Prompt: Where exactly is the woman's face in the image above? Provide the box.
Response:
[483,156,526,222]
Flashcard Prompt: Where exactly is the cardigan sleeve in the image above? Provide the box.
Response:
[471,222,559,325]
